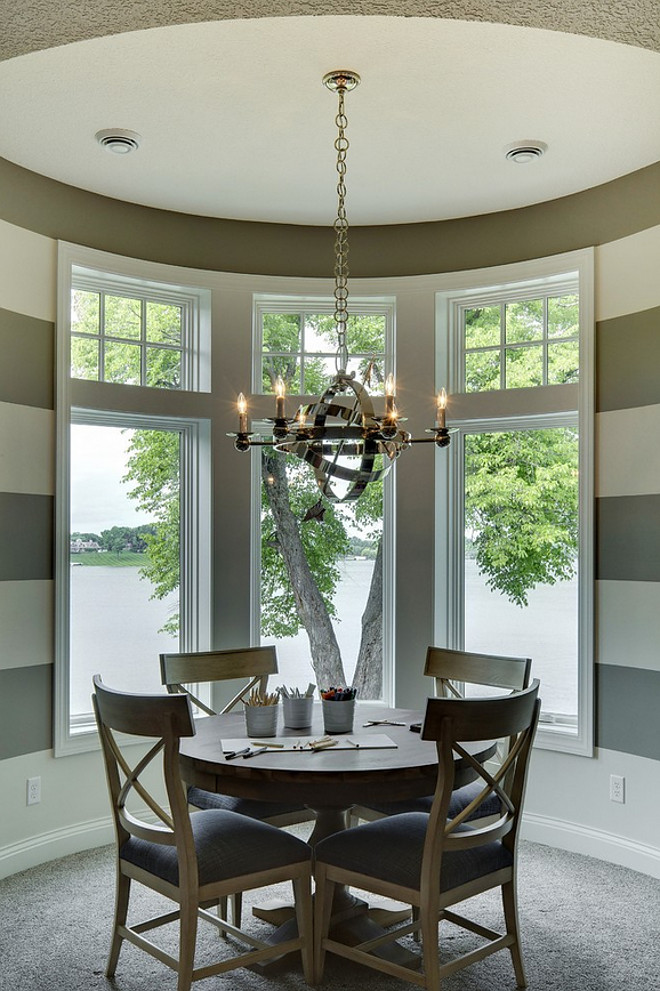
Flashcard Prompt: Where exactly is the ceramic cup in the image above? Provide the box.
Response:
[321,698,355,734]
[244,703,279,738]
[282,695,314,729]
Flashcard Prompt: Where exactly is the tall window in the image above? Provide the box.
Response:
[437,251,593,755]
[55,244,212,755]
[253,298,394,701]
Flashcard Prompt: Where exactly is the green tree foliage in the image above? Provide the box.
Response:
[121,429,181,635]
[465,428,579,607]
[70,289,183,389]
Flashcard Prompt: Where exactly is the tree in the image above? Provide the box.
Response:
[122,430,181,635]
[259,312,385,693]
[465,428,579,607]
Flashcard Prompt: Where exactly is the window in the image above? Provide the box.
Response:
[55,244,212,755]
[436,251,594,755]
[253,297,394,702]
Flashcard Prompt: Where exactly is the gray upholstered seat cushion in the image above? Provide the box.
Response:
[363,780,499,820]
[187,785,308,821]
[314,812,512,892]
[120,809,311,887]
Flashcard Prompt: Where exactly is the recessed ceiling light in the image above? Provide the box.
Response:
[95,129,141,154]
[504,141,548,164]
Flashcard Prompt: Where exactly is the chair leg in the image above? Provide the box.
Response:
[293,872,314,985]
[106,869,131,976]
[177,897,198,991]
[231,892,243,928]
[313,866,335,985]
[411,904,421,941]
[502,880,527,988]
[420,899,441,991]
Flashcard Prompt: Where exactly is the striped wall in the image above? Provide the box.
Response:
[1,178,660,874]
[0,223,56,765]
[595,228,660,764]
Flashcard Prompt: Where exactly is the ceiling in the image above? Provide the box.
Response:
[1,15,660,226]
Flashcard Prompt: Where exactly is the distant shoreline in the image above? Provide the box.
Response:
[70,552,145,567]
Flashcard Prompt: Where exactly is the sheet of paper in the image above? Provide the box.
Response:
[222,733,397,753]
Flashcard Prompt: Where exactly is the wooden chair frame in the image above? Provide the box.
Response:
[93,675,313,991]
[160,646,279,716]
[314,682,541,990]
[350,646,531,826]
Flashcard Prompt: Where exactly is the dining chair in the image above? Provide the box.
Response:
[92,675,313,991]
[160,647,315,926]
[350,646,532,825]
[313,680,541,989]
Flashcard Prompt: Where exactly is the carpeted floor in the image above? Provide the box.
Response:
[1,833,659,990]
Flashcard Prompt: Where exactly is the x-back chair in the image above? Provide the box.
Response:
[92,675,313,991]
[160,647,315,925]
[351,646,532,825]
[314,681,541,990]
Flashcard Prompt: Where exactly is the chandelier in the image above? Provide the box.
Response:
[230,70,450,503]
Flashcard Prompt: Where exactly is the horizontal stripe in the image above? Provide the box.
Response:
[597,494,660,582]
[596,405,660,497]
[3,155,660,278]
[0,402,54,495]
[595,224,660,322]
[0,219,56,321]
[597,580,660,672]
[0,492,53,581]
[0,665,52,760]
[596,306,660,412]
[597,664,660,760]
[0,308,54,410]
[0,581,53,671]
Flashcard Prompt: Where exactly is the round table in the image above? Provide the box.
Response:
[179,702,494,843]
[178,702,496,968]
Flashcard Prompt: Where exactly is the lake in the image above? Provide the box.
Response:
[70,557,576,716]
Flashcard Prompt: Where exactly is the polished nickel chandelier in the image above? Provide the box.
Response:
[230,70,450,503]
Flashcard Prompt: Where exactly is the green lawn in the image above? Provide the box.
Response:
[70,552,144,567]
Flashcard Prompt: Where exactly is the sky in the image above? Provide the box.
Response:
[70,424,154,533]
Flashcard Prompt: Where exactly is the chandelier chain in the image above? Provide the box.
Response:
[334,84,350,373]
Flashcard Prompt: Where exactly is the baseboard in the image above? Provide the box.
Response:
[522,811,660,879]
[0,816,114,879]
[4,809,660,881]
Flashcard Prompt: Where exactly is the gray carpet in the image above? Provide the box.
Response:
[1,831,659,990]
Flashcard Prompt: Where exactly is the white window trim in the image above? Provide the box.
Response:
[55,243,213,756]
[434,248,594,756]
[250,294,396,705]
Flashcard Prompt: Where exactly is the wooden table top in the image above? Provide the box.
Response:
[178,702,495,810]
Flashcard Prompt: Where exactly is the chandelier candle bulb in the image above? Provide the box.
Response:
[237,393,248,433]
[385,374,396,416]
[275,377,286,419]
[436,388,447,429]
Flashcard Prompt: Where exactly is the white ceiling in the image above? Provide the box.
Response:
[1,15,660,226]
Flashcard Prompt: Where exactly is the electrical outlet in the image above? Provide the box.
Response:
[609,774,625,804]
[26,776,41,806]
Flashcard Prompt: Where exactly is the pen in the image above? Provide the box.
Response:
[346,738,360,748]
[242,746,269,759]
[224,747,251,760]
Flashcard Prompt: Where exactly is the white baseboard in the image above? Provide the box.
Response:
[3,810,660,881]
[522,811,660,879]
[0,816,114,879]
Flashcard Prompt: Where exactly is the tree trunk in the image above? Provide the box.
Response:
[351,538,383,699]
[261,452,347,688]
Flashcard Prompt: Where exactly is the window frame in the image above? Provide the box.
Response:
[250,294,396,706]
[55,243,212,756]
[434,249,594,756]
